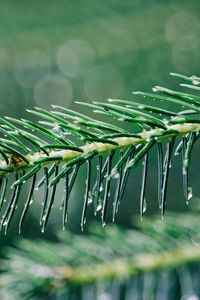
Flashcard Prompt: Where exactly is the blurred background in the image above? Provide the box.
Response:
[0,1,200,298]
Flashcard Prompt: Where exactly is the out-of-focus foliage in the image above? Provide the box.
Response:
[1,213,200,299]
[0,0,199,112]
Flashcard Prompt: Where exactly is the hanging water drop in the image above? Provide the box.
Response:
[113,172,120,179]
[88,192,93,204]
[143,198,147,214]
[99,184,103,192]
[29,198,34,206]
[187,187,193,201]
[96,203,102,211]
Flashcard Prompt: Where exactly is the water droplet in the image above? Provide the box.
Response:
[113,173,119,179]
[102,221,106,227]
[191,75,199,86]
[192,80,199,85]
[138,105,144,109]
[143,199,147,213]
[97,203,102,211]
[99,184,103,192]
[41,227,45,233]
[3,220,8,226]
[88,192,93,204]
[42,215,46,221]
[35,187,39,191]
[188,186,193,201]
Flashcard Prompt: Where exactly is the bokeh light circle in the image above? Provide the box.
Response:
[57,39,95,78]
[34,74,73,109]
[14,50,51,89]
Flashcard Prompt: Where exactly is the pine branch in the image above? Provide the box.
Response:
[1,212,200,299]
[0,73,199,232]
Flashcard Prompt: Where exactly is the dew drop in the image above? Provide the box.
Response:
[97,203,102,211]
[192,80,199,85]
[113,173,120,179]
[99,184,103,192]
[88,192,93,204]
[3,220,8,226]
[138,105,145,109]
[143,198,147,213]
[187,186,193,201]
[42,215,46,221]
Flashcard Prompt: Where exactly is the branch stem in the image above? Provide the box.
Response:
[1,123,199,174]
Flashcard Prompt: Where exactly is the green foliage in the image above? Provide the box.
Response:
[0,73,200,233]
[1,212,200,299]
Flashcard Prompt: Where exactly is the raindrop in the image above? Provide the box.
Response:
[97,203,102,211]
[143,198,147,213]
[88,192,93,204]
[188,186,193,201]
[113,173,120,179]
[42,215,46,221]
[3,220,8,226]
[192,80,199,85]
[191,75,199,85]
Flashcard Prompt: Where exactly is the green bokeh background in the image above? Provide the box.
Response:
[0,0,199,243]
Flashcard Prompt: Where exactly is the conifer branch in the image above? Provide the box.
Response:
[0,73,199,232]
